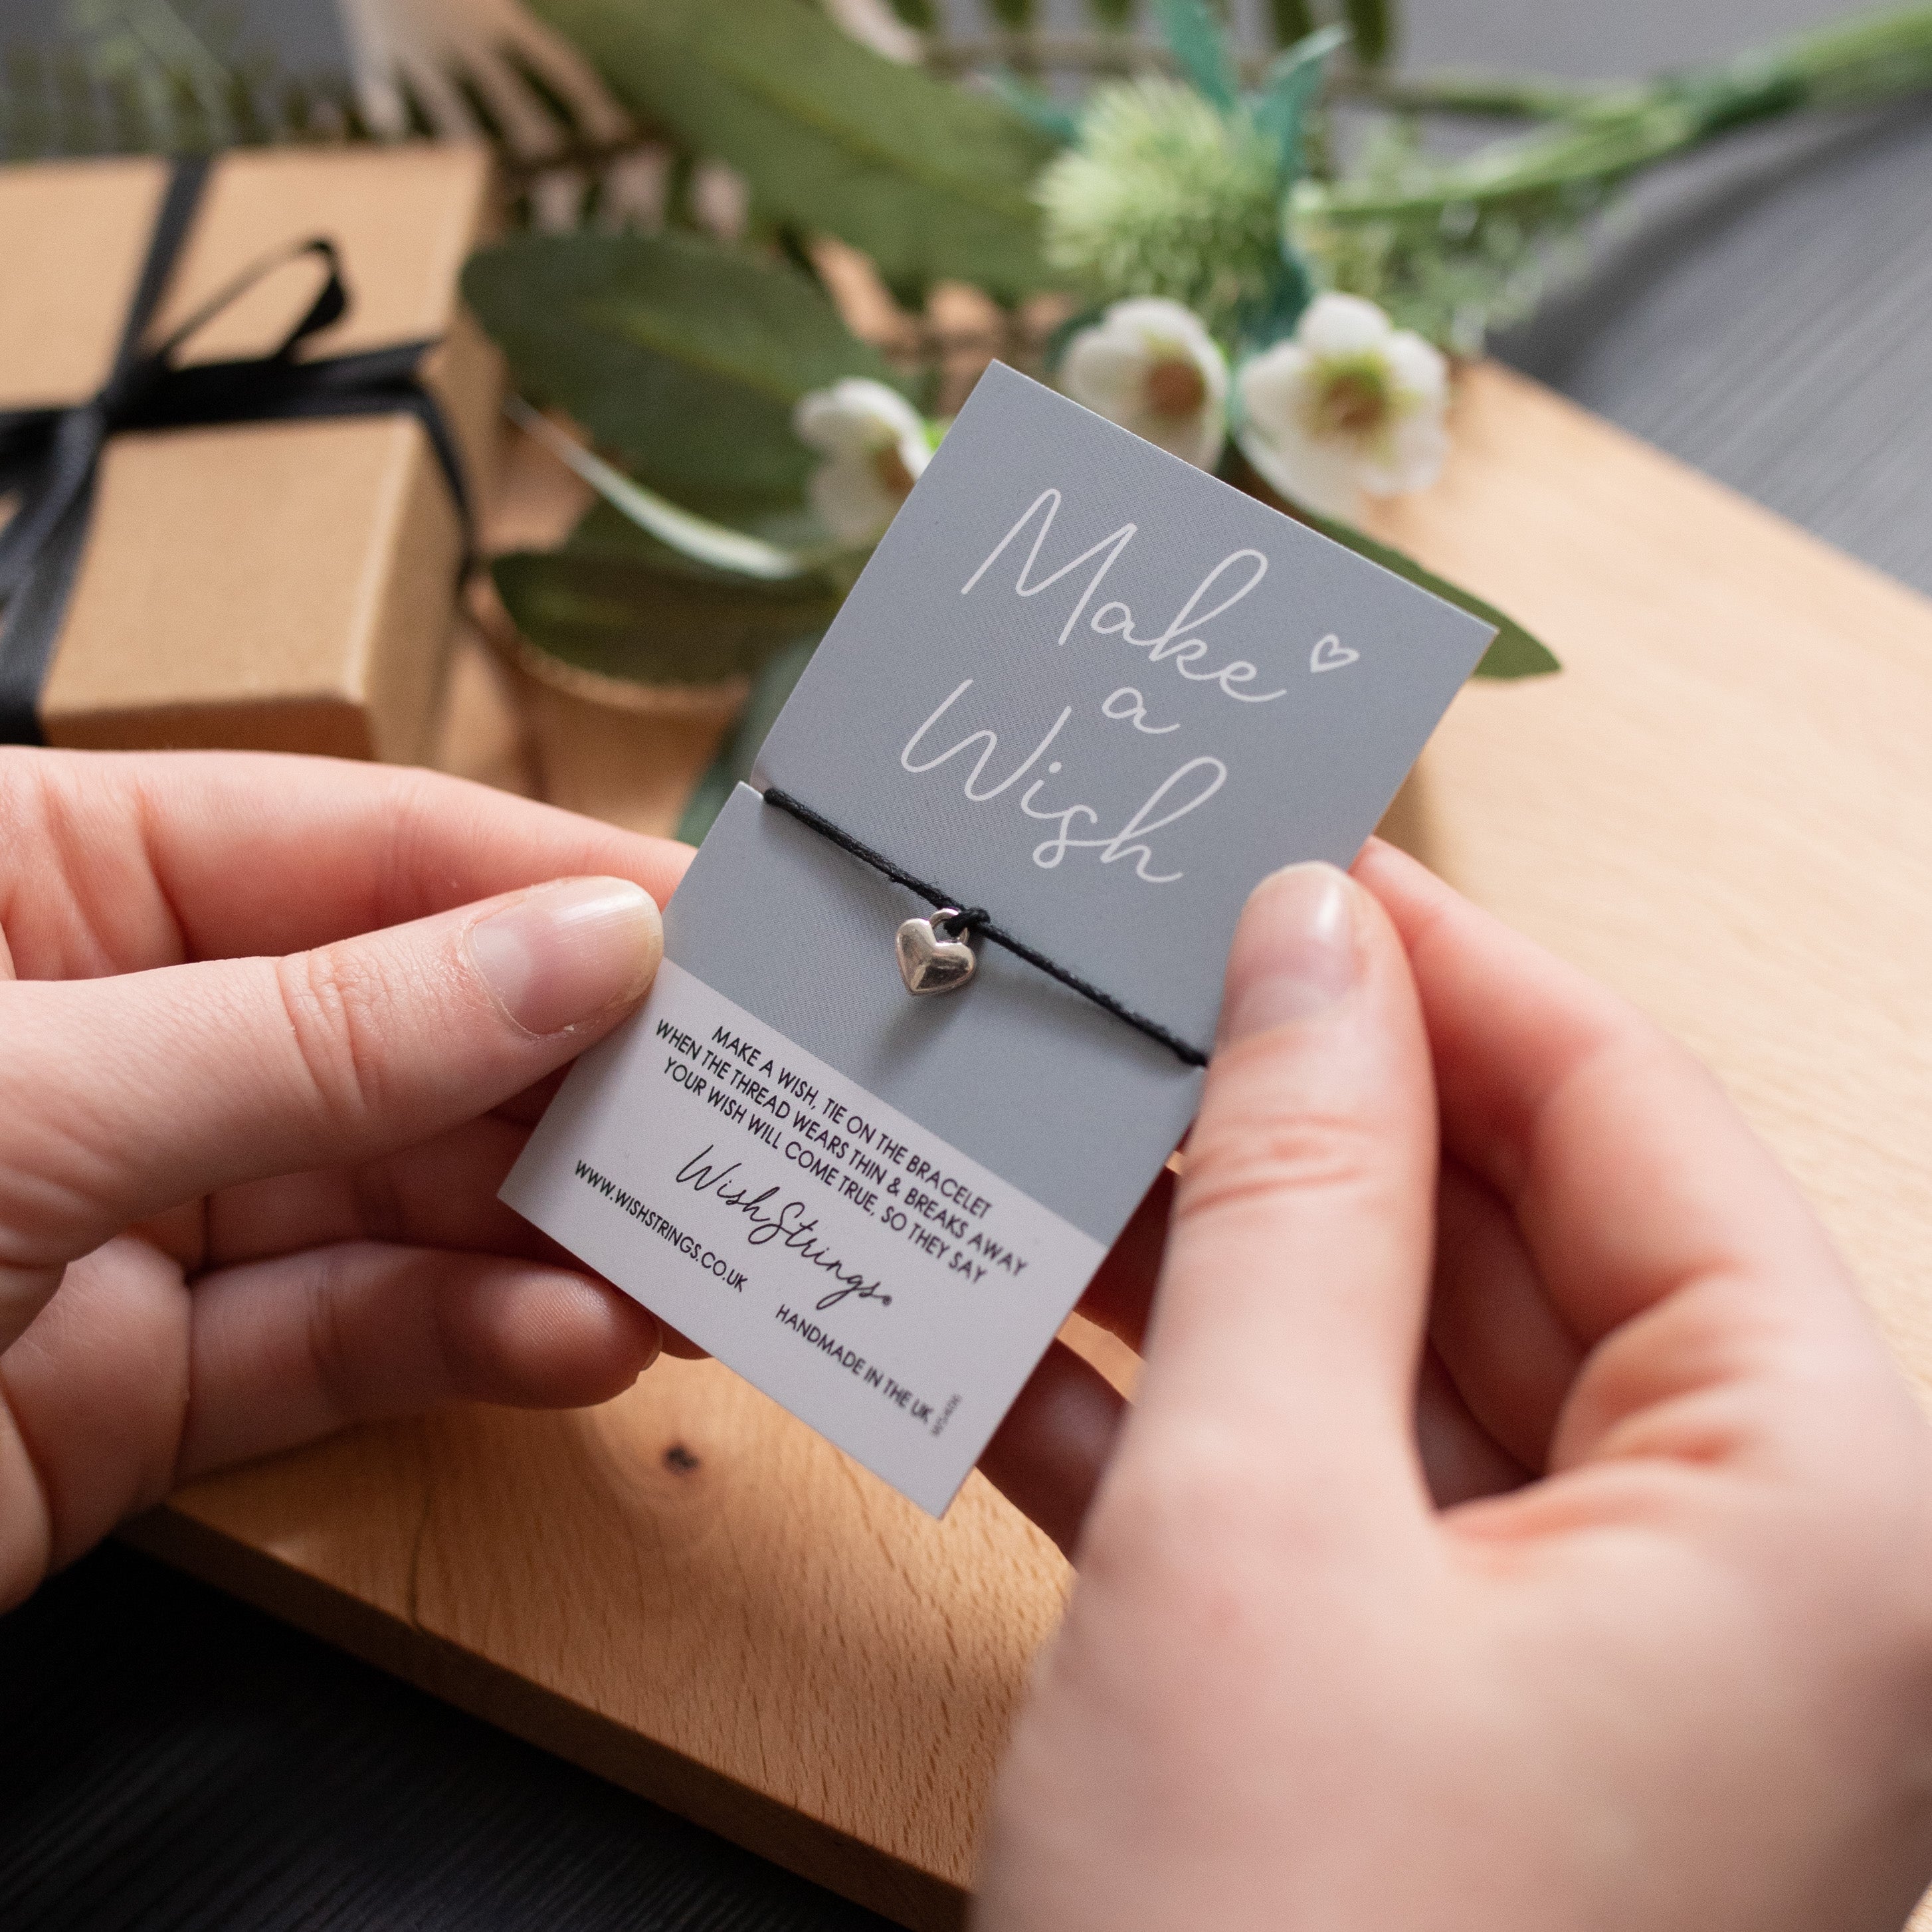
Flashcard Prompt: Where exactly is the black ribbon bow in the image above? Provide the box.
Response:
[0,155,473,744]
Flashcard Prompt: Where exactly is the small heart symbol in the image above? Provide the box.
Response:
[1310,633,1359,674]
[896,914,977,997]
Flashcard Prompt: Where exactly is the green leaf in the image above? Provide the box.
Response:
[1234,250,1315,355]
[464,230,898,524]
[491,537,842,691]
[526,0,1056,299]
[1470,623,1563,680]
[1304,509,1560,678]
[1154,0,1240,112]
[1343,0,1395,68]
[676,636,822,844]
[503,396,815,581]
[1252,25,1347,176]
[551,500,803,583]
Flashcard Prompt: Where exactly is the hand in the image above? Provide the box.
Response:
[0,749,694,1610]
[976,841,1932,1932]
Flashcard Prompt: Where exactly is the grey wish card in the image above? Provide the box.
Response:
[502,363,1493,1515]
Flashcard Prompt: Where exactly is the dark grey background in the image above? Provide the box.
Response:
[1431,0,1932,601]
[5,2,1930,1929]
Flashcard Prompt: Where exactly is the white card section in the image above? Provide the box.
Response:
[502,959,1108,1516]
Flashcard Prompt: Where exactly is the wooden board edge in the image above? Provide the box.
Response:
[118,1503,968,1932]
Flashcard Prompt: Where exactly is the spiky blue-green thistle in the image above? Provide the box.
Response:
[1036,79,1286,336]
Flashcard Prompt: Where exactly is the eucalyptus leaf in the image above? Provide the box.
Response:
[464,231,899,525]
[676,635,822,845]
[559,500,846,587]
[505,396,815,581]
[492,548,841,690]
[526,0,1056,298]
[558,500,844,588]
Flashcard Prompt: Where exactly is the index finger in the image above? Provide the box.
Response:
[1,749,693,974]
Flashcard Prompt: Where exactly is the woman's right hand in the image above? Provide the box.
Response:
[978,839,1932,1932]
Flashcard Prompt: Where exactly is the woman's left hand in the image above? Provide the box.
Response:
[0,748,692,1610]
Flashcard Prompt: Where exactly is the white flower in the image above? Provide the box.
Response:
[1060,298,1228,470]
[793,379,931,546]
[1235,293,1450,518]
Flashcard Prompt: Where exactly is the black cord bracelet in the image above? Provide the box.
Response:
[760,784,1210,1069]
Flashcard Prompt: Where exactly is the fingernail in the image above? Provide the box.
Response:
[1218,863,1359,1045]
[468,878,661,1037]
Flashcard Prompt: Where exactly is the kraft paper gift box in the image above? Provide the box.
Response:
[0,144,503,761]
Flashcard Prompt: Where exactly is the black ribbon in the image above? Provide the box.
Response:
[0,155,473,744]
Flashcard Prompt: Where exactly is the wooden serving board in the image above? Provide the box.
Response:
[126,362,1932,1929]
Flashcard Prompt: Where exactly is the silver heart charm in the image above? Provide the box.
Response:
[896,909,977,997]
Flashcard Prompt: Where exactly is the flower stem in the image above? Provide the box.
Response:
[1301,2,1932,224]
[1331,70,1607,119]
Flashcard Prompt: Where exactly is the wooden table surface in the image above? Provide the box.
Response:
[7,5,1932,1929]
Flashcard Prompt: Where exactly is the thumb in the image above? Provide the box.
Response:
[0,876,660,1349]
[1103,862,1440,1542]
